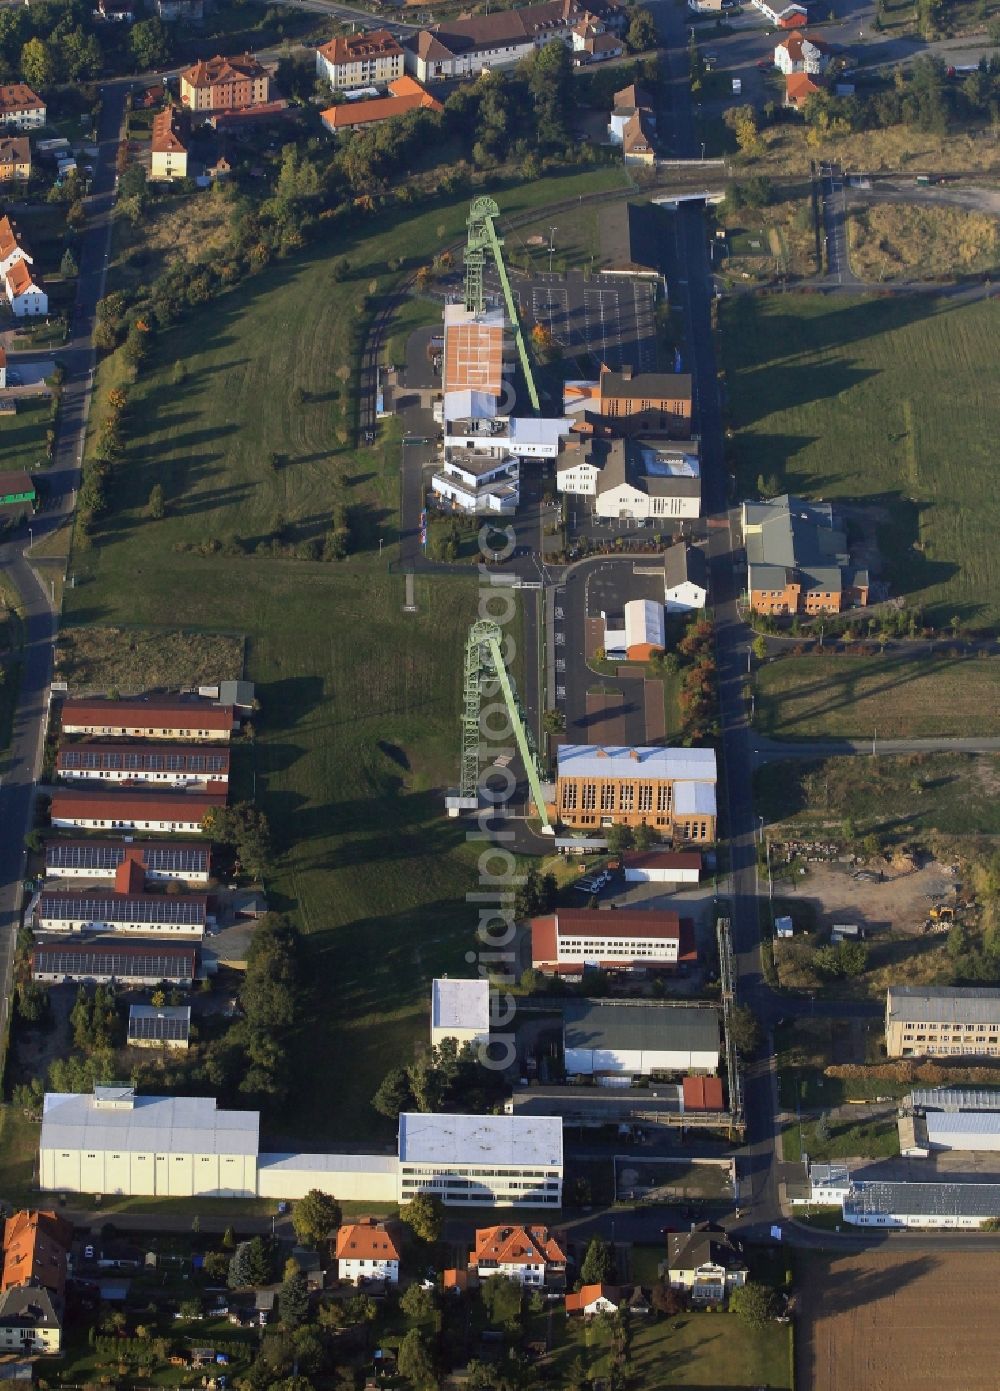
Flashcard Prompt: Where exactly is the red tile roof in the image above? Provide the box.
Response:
[61,698,235,731]
[115,855,146,894]
[317,28,404,65]
[470,1225,567,1270]
[0,84,43,115]
[336,1219,401,1262]
[181,53,267,88]
[622,850,702,873]
[320,76,442,130]
[682,1075,725,1111]
[0,137,29,167]
[5,258,38,297]
[565,1283,618,1313]
[151,108,187,155]
[1,1211,72,1296]
[50,787,227,824]
[785,72,821,104]
[531,909,696,970]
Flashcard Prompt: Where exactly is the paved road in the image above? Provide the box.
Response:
[267,0,417,32]
[0,84,126,1067]
[753,734,1000,762]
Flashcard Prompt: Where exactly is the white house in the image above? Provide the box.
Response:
[566,1284,620,1315]
[5,258,46,317]
[335,1219,401,1284]
[398,1113,563,1207]
[592,438,701,522]
[468,1224,567,1286]
[608,83,655,144]
[0,84,46,129]
[664,544,708,611]
[431,977,491,1051]
[431,452,519,514]
[0,1286,62,1353]
[39,1087,260,1198]
[667,1225,747,1304]
[774,30,830,74]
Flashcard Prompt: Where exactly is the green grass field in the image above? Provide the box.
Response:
[756,653,1000,738]
[755,752,1000,840]
[722,294,1000,630]
[0,397,51,474]
[63,168,630,1145]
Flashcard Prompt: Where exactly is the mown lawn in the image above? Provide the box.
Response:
[0,397,52,474]
[756,654,1000,738]
[722,294,1000,630]
[63,168,627,1145]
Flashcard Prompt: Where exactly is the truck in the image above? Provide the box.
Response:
[732,76,742,94]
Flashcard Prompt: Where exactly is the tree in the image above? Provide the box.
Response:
[148,483,165,520]
[400,1282,435,1321]
[813,1111,830,1142]
[481,1273,523,1330]
[60,248,79,278]
[752,635,768,661]
[723,104,763,158]
[729,1004,761,1056]
[222,1226,236,1250]
[730,1281,780,1329]
[372,1065,414,1121]
[397,1328,435,1390]
[20,37,53,89]
[604,824,634,857]
[633,822,656,852]
[580,1236,615,1285]
[650,1281,685,1315]
[401,1192,444,1243]
[626,5,659,52]
[280,1262,310,1329]
[524,40,573,147]
[513,866,558,921]
[130,17,171,71]
[291,1189,342,1248]
[542,707,566,736]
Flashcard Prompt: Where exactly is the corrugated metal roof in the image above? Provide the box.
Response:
[40,1091,259,1156]
[925,1111,1000,1142]
[556,745,717,783]
[911,1087,1000,1111]
[845,1179,1000,1218]
[258,1151,398,1175]
[887,986,1000,1025]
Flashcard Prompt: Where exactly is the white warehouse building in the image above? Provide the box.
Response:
[398,1112,563,1207]
[40,1087,259,1198]
[563,1000,720,1076]
[431,977,491,1050]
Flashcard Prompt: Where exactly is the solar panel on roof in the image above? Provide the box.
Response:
[128,1013,190,1042]
[39,895,205,925]
[45,842,210,873]
[34,946,195,978]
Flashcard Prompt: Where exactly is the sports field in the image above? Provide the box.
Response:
[756,653,1000,738]
[61,172,630,1142]
[798,1250,1000,1391]
[722,294,1000,631]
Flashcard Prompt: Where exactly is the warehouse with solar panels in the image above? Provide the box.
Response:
[36,890,208,937]
[31,941,199,987]
[45,840,212,883]
[128,1004,192,1050]
[56,744,231,786]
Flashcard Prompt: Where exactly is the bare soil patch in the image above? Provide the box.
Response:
[780,858,954,938]
[798,1250,1000,1391]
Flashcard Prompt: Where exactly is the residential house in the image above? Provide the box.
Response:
[666,1224,747,1304]
[571,15,624,63]
[0,217,31,280]
[785,71,822,109]
[774,29,831,74]
[320,76,442,133]
[156,0,204,18]
[741,494,869,615]
[180,54,270,114]
[565,1284,620,1316]
[60,696,236,740]
[608,84,655,143]
[0,138,29,183]
[663,543,708,611]
[5,259,46,318]
[0,85,45,130]
[150,108,188,180]
[468,1225,567,1287]
[290,1247,324,1291]
[2,1211,72,1296]
[316,30,405,90]
[404,0,627,83]
[336,1219,401,1285]
[0,1284,62,1353]
[550,743,718,841]
[622,110,655,165]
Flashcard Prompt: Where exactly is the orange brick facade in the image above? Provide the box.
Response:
[553,772,715,842]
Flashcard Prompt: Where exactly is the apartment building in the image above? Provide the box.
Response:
[886,986,1000,1059]
[180,53,270,113]
[315,29,405,90]
[550,744,717,841]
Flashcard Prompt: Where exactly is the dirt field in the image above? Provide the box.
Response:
[798,1250,1000,1391]
[779,858,955,937]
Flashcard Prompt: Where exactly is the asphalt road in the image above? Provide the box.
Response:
[0,84,126,1065]
[754,734,1000,761]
